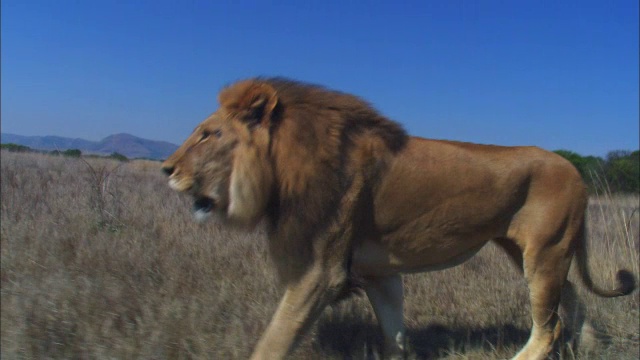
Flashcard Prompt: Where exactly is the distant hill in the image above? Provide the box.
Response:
[0,133,179,160]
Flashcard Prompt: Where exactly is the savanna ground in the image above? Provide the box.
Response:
[1,151,638,359]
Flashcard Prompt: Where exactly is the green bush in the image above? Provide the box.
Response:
[62,149,82,157]
[604,150,639,193]
[1,143,32,152]
[554,149,639,194]
[108,152,129,162]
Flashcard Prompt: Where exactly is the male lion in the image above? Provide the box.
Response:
[162,78,635,360]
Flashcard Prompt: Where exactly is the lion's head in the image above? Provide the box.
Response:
[162,80,277,227]
[163,77,407,232]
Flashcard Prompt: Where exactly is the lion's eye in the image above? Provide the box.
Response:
[199,129,221,143]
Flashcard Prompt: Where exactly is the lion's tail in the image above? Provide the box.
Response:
[574,220,636,297]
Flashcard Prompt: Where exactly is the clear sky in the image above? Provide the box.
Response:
[2,0,638,156]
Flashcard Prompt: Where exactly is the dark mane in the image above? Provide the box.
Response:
[261,77,408,153]
[218,77,409,281]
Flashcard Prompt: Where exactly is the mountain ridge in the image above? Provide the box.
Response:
[0,133,179,160]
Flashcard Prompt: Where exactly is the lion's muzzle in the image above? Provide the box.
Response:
[162,165,175,176]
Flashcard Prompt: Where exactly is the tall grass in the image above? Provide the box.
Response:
[1,151,638,359]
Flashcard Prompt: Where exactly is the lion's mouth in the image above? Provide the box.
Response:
[193,196,215,213]
[192,196,216,223]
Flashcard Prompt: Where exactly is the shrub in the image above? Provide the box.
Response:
[109,152,129,162]
[62,149,82,157]
[555,149,639,194]
[0,143,32,152]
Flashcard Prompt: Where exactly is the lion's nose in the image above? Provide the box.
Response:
[162,165,175,176]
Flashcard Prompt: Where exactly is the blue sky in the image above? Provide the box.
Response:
[2,0,638,156]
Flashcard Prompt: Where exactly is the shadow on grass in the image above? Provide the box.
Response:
[408,323,529,358]
[315,315,530,359]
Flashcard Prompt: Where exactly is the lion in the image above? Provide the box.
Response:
[161,78,635,360]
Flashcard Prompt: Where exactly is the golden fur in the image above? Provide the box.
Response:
[162,78,635,360]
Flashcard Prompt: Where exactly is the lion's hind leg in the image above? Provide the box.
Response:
[493,236,562,359]
[502,246,565,360]
[557,280,592,355]
[508,220,580,360]
[494,236,590,358]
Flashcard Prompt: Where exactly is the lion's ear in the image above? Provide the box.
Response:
[245,86,278,126]
[220,81,278,127]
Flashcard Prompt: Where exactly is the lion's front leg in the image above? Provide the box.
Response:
[250,264,347,360]
[365,274,408,359]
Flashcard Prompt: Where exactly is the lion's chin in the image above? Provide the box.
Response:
[193,208,212,223]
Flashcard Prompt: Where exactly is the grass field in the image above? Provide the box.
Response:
[1,151,638,359]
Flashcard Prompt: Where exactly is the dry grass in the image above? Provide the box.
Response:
[1,151,638,359]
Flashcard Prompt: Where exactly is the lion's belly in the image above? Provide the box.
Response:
[351,236,487,277]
